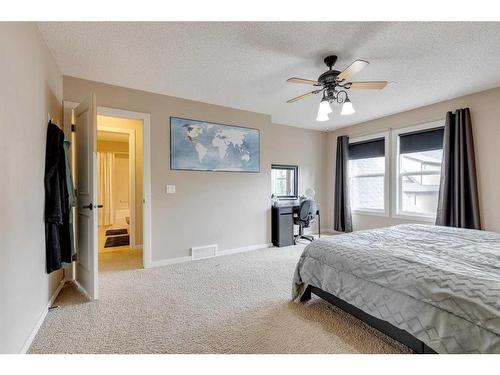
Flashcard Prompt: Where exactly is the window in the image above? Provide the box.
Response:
[271,164,298,199]
[348,135,388,214]
[395,124,444,219]
[344,121,444,221]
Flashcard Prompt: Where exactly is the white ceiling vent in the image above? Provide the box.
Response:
[191,244,218,261]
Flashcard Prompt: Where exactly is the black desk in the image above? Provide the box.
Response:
[271,204,320,247]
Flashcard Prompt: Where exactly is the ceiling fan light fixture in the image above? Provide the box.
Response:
[316,111,329,122]
[316,98,332,122]
[320,99,333,114]
[286,55,389,121]
[341,98,355,116]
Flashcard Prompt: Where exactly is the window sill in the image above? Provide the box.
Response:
[351,209,389,218]
[351,210,436,223]
[393,213,436,223]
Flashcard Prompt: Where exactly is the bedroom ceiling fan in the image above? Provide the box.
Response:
[286,55,389,122]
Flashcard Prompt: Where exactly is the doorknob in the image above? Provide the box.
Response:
[82,204,103,209]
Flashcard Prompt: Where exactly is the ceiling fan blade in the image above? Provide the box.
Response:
[287,77,319,85]
[286,91,317,103]
[337,60,369,81]
[348,81,389,90]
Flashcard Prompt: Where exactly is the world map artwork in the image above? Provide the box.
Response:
[170,117,260,172]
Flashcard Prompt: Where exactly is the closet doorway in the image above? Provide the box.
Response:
[97,115,143,272]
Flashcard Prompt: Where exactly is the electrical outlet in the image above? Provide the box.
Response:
[166,185,176,194]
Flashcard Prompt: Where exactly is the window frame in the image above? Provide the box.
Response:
[391,120,444,222]
[348,131,390,217]
[271,164,299,200]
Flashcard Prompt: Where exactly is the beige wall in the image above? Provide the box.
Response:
[64,77,328,261]
[0,23,63,353]
[271,123,328,232]
[326,86,500,232]
[97,116,144,245]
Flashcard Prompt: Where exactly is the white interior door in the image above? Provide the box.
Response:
[74,93,99,300]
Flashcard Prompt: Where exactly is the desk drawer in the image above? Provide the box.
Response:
[277,206,294,215]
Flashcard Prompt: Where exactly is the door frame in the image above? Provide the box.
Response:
[97,126,137,248]
[63,101,153,270]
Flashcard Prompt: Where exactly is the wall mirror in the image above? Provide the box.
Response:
[271,164,298,199]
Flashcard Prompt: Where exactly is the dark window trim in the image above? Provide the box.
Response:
[271,164,298,200]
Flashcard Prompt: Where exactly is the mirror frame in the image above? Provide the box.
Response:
[271,164,299,200]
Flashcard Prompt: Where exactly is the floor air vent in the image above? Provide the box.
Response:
[191,244,218,260]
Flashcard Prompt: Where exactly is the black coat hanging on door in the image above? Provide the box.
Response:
[44,121,72,273]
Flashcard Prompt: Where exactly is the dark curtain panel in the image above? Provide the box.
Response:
[436,108,481,229]
[334,135,353,232]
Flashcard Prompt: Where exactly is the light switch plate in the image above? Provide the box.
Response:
[166,185,176,194]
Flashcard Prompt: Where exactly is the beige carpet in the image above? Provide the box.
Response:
[29,245,410,354]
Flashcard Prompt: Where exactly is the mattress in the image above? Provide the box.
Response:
[292,224,500,353]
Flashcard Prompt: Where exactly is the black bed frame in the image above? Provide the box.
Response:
[301,285,437,354]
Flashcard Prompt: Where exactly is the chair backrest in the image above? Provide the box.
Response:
[298,199,317,224]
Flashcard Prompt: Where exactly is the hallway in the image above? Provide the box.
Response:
[99,248,143,272]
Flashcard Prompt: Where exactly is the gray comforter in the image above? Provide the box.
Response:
[292,224,500,353]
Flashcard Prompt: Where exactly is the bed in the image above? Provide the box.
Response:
[292,224,500,353]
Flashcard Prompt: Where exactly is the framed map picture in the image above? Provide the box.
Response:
[170,117,260,172]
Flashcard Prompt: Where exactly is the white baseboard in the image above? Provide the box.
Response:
[147,255,192,268]
[73,279,92,301]
[19,279,65,354]
[218,243,273,257]
[147,243,273,269]
[321,228,339,235]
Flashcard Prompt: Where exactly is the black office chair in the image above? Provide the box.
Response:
[294,199,318,244]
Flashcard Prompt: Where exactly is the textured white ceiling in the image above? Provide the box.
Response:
[38,22,500,131]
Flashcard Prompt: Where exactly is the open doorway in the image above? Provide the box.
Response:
[64,99,151,299]
[97,115,144,272]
